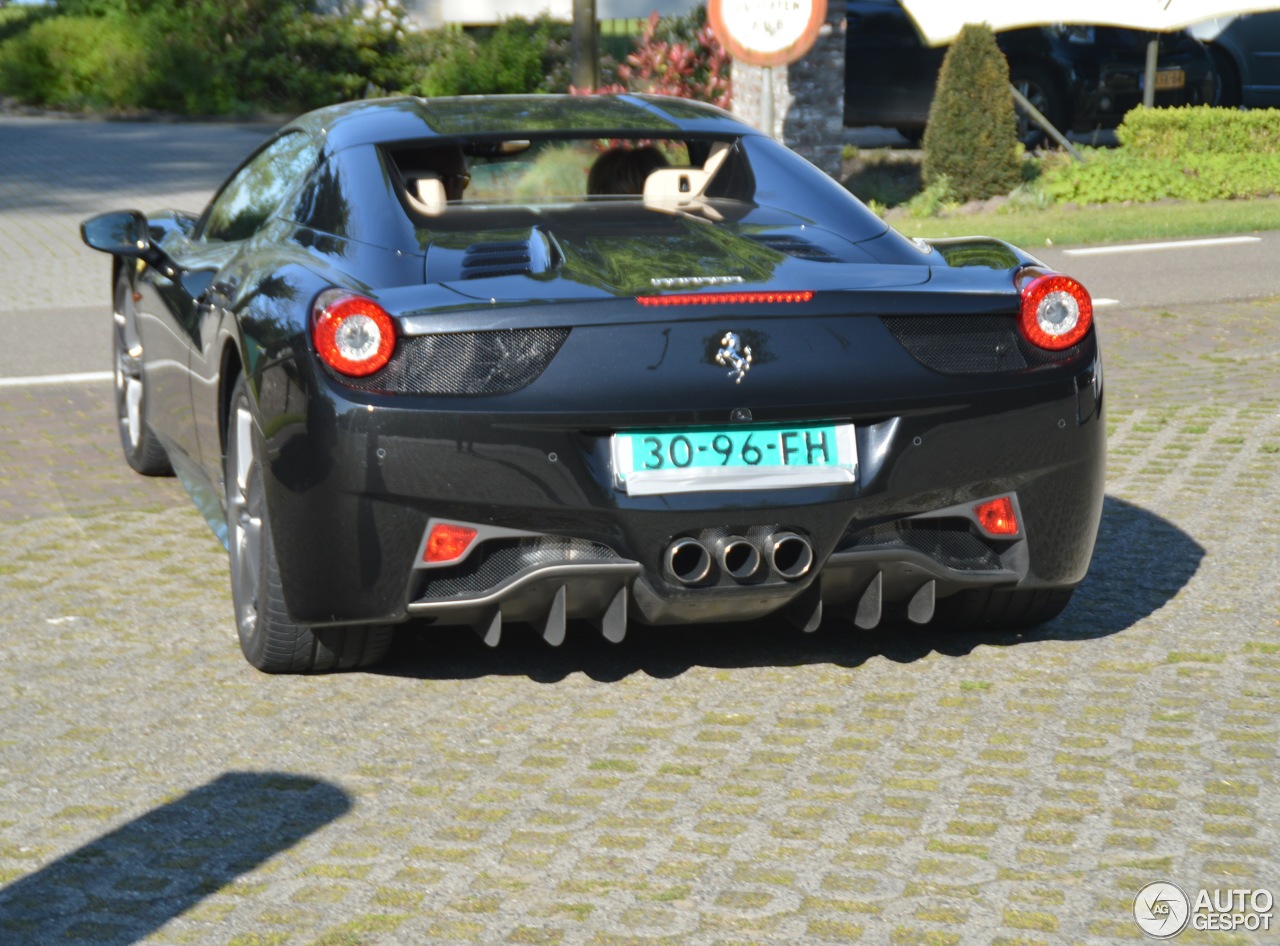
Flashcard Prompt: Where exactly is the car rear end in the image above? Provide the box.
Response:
[259,238,1103,642]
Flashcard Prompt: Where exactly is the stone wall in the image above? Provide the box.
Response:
[730,7,845,179]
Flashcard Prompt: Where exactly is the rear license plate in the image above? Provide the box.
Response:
[1145,69,1185,91]
[612,423,857,496]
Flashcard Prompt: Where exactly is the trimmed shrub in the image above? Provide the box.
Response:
[1117,104,1280,158]
[1040,106,1280,203]
[922,23,1021,203]
[1040,147,1280,203]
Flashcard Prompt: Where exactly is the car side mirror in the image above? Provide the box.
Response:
[81,210,151,256]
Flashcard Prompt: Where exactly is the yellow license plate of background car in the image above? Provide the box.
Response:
[1155,69,1185,90]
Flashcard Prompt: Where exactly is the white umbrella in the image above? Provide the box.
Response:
[897,0,1280,46]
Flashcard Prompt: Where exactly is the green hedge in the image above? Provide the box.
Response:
[1039,106,1280,204]
[1118,105,1280,157]
[1040,147,1280,204]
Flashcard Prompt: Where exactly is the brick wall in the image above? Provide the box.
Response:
[730,7,846,178]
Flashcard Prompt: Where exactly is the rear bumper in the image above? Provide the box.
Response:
[256,348,1105,633]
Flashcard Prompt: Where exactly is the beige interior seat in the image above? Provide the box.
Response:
[642,142,732,210]
[405,173,448,216]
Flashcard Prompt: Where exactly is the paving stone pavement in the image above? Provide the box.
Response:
[0,118,1277,945]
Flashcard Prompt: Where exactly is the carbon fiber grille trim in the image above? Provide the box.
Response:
[419,538,624,600]
[881,315,1078,374]
[338,328,570,395]
[840,517,1004,571]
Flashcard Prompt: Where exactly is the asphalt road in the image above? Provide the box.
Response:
[1,116,1277,946]
[1038,233,1280,309]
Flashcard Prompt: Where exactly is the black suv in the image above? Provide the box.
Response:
[845,0,1218,145]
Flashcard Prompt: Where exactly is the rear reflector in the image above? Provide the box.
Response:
[974,497,1019,537]
[636,291,814,307]
[424,523,478,564]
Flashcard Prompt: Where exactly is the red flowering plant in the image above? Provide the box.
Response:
[572,9,732,109]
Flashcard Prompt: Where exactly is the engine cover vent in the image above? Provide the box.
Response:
[748,233,840,262]
[461,241,533,279]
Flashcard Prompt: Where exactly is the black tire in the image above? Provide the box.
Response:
[934,587,1074,631]
[112,269,173,476]
[1010,64,1067,150]
[224,375,394,673]
[1210,47,1241,108]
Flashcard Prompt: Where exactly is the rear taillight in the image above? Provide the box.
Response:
[312,290,396,377]
[1018,273,1092,351]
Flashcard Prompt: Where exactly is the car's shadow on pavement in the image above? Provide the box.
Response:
[380,496,1204,684]
[0,773,349,944]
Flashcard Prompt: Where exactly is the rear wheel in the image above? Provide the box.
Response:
[1210,47,1241,107]
[225,375,393,673]
[935,587,1074,631]
[1010,64,1067,150]
[112,269,172,476]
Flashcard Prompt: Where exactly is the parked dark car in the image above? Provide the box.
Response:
[845,0,1219,144]
[81,94,1104,674]
[1195,12,1280,108]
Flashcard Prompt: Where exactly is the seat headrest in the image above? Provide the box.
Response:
[406,173,447,216]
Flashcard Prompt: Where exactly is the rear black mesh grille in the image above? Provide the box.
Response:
[338,328,569,396]
[462,241,532,279]
[840,517,1004,571]
[881,315,1078,374]
[418,538,623,600]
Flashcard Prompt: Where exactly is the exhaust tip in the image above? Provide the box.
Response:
[718,536,762,581]
[665,538,712,586]
[770,532,814,580]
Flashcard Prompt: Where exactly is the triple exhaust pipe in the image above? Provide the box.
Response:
[664,532,814,586]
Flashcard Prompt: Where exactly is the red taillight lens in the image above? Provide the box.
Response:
[312,290,396,377]
[1018,274,1092,351]
[636,291,814,307]
[974,497,1019,537]
[424,523,478,564]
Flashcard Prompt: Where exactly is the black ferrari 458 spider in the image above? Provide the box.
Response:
[81,95,1104,673]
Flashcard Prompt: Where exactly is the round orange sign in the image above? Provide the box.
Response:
[708,0,829,68]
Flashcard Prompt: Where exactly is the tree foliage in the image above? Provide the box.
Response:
[0,2,575,114]
[922,23,1021,203]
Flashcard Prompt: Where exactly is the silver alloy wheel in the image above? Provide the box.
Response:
[113,284,144,449]
[227,397,263,640]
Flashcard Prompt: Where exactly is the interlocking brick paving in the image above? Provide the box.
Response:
[0,118,1277,945]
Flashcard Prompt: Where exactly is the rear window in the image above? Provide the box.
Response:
[385,135,753,211]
